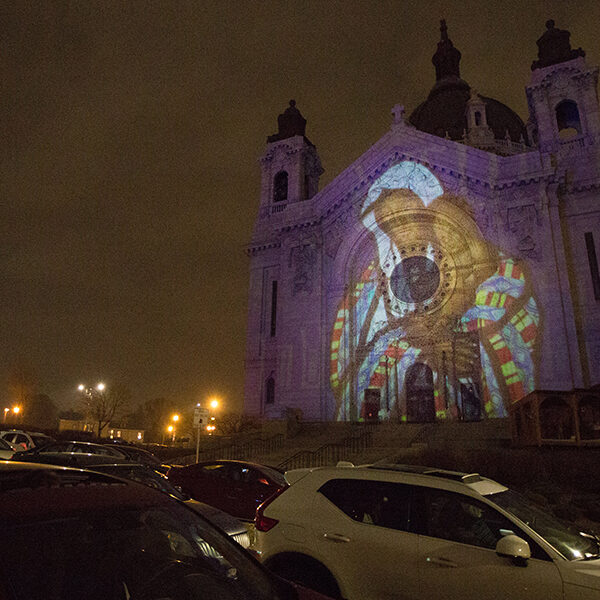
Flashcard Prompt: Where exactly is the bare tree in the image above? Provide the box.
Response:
[82,383,132,437]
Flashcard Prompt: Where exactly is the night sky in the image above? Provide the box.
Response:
[2,1,598,414]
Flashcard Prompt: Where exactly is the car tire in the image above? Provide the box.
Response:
[266,553,342,599]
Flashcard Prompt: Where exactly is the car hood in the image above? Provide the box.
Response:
[559,558,600,591]
[185,499,247,536]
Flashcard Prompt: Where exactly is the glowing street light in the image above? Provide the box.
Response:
[3,408,9,423]
[172,414,180,422]
[167,424,175,444]
[209,399,219,410]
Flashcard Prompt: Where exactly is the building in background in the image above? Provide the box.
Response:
[245,21,600,424]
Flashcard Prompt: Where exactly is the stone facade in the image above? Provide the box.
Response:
[245,22,600,422]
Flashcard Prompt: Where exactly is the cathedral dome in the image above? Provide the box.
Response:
[409,21,528,144]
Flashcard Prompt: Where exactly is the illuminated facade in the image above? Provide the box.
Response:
[245,21,600,422]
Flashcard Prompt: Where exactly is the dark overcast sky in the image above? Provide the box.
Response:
[2,1,598,413]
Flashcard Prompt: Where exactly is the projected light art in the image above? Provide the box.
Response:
[329,162,539,422]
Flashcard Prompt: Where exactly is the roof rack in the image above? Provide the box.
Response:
[367,463,483,484]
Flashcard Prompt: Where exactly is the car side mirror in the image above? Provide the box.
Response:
[496,534,531,566]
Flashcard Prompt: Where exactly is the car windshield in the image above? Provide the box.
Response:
[94,465,188,501]
[1,500,276,600]
[490,489,600,560]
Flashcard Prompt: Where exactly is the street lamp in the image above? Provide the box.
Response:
[209,399,219,410]
[167,424,175,444]
[3,408,9,423]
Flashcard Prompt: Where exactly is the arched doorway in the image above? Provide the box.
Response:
[539,396,574,440]
[460,382,482,421]
[405,363,435,422]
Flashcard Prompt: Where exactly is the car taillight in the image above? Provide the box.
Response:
[255,485,287,532]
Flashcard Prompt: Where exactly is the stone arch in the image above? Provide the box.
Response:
[265,376,275,405]
[405,362,435,422]
[539,395,574,440]
[273,170,288,203]
[578,395,600,440]
[555,99,581,139]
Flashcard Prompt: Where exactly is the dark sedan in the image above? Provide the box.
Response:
[167,459,287,521]
[89,462,252,549]
[12,440,130,468]
[0,461,332,600]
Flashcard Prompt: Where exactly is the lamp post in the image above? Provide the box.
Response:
[77,382,107,435]
[3,408,9,423]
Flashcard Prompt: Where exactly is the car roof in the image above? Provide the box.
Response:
[0,461,172,522]
[284,462,507,496]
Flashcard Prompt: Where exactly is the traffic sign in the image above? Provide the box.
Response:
[193,407,209,428]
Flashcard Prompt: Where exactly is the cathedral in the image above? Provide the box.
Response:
[244,21,600,428]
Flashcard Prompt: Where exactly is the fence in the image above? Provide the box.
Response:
[174,433,285,466]
[277,429,373,471]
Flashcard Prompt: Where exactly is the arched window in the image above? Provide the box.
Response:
[474,111,482,126]
[265,376,275,405]
[555,100,581,139]
[273,171,288,203]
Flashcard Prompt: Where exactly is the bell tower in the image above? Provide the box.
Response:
[526,20,599,152]
[258,100,323,219]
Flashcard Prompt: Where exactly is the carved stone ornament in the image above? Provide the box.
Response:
[474,201,494,236]
[290,244,317,296]
[506,204,539,258]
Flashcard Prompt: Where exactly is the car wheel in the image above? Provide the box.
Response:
[266,553,342,599]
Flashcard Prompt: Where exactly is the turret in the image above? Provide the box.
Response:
[258,101,323,218]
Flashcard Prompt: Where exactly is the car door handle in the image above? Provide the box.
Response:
[427,556,458,568]
[323,532,351,543]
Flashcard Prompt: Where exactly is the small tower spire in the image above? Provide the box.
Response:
[531,20,585,70]
[432,19,462,81]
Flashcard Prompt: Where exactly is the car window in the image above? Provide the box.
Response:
[319,478,411,531]
[490,489,599,561]
[412,488,550,560]
[257,466,286,488]
[40,442,71,453]
[0,438,13,450]
[29,435,51,447]
[0,502,272,600]
[202,464,229,479]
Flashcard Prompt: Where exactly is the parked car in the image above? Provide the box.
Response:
[168,460,287,520]
[0,429,54,451]
[12,440,130,468]
[0,437,15,460]
[0,461,332,600]
[252,462,600,600]
[89,462,252,549]
[103,443,162,466]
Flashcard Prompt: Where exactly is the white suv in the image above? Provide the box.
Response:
[252,463,600,600]
[0,430,53,452]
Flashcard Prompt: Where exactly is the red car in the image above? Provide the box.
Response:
[168,459,287,520]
